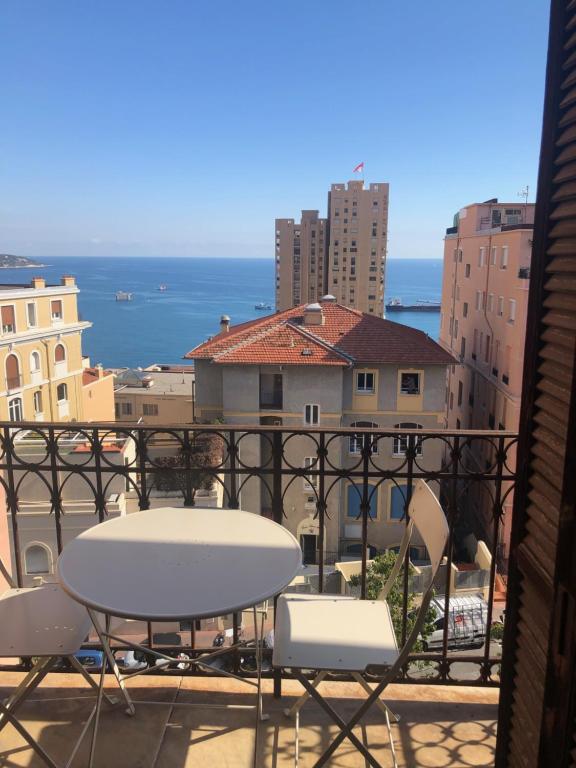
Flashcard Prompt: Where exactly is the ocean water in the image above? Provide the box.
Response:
[0,257,442,368]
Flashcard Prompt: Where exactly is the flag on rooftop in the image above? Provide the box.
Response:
[353,162,364,173]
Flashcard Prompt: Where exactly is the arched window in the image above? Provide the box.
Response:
[5,353,20,390]
[8,397,23,421]
[33,390,43,414]
[24,544,51,575]
[349,421,379,455]
[54,343,66,363]
[30,350,41,374]
[56,382,68,402]
[393,423,423,457]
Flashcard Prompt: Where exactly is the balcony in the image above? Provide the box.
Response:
[0,422,513,766]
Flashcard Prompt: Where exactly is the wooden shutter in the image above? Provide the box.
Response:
[1,305,15,328]
[496,1,576,766]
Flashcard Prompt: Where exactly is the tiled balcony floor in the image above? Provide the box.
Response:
[0,672,498,767]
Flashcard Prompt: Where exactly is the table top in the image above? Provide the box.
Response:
[57,507,302,621]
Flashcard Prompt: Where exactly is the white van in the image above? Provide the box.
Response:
[422,596,488,650]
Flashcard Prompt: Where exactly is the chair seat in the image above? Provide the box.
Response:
[0,584,92,657]
[273,594,399,672]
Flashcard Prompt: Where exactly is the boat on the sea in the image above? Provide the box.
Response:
[115,291,133,302]
[158,284,168,292]
[254,302,272,310]
[386,297,440,312]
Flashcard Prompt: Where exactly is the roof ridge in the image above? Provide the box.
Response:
[288,321,355,364]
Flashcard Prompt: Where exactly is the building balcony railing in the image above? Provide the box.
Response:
[0,421,517,689]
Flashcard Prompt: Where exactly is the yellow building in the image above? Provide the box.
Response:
[0,275,92,422]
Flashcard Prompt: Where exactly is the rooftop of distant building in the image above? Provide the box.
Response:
[113,365,194,396]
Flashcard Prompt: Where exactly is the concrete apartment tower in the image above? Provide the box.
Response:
[327,181,389,315]
[275,211,328,309]
[439,198,535,569]
[275,180,389,315]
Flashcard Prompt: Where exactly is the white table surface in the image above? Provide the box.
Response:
[57,507,302,621]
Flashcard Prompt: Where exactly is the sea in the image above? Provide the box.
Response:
[0,257,443,369]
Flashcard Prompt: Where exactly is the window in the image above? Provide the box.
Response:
[54,343,66,363]
[476,291,482,311]
[400,372,420,395]
[356,371,375,393]
[143,403,159,416]
[390,485,407,520]
[393,423,423,456]
[303,457,318,491]
[485,335,491,362]
[8,397,22,421]
[51,300,63,321]
[465,264,470,278]
[5,354,20,390]
[463,302,468,318]
[26,302,37,327]
[347,483,378,520]
[491,246,497,265]
[509,299,516,323]
[33,390,43,414]
[1,305,15,334]
[349,421,379,454]
[56,383,68,402]
[259,373,283,409]
[120,401,133,416]
[488,293,494,312]
[454,319,458,339]
[498,296,504,316]
[30,351,41,374]
[478,247,486,267]
[25,544,51,575]
[501,246,509,269]
[304,403,320,425]
[460,337,466,359]
[457,380,463,407]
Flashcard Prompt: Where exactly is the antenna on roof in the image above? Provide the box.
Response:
[518,185,529,223]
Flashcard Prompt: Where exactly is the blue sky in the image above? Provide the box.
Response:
[0,1,549,259]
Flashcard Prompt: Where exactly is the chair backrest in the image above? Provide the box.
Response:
[408,479,449,576]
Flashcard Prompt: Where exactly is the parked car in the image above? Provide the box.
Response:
[422,596,488,650]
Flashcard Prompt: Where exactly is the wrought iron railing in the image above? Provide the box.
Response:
[0,421,517,688]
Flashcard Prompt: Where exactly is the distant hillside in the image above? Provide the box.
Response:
[0,254,47,269]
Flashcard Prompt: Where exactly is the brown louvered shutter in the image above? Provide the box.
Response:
[496,1,576,766]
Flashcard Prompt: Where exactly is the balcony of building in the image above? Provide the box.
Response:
[0,422,511,767]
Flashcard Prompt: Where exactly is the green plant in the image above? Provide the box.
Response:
[349,551,436,651]
[490,621,505,642]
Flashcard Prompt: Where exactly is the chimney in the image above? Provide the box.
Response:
[303,302,324,326]
[31,277,45,289]
[61,275,76,287]
[96,363,104,379]
[220,314,231,333]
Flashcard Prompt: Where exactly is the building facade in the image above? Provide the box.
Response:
[82,361,115,421]
[186,298,453,563]
[439,199,535,566]
[0,275,92,423]
[275,180,389,316]
[114,364,195,424]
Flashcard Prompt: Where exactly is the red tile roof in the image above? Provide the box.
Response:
[82,367,113,386]
[185,301,455,366]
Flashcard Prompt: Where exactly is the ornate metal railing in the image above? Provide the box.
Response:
[0,421,517,688]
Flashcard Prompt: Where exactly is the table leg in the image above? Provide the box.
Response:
[87,609,135,716]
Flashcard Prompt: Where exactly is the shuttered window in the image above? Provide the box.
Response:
[1,305,15,334]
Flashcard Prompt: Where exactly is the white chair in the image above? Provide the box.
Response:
[0,557,115,767]
[273,479,449,768]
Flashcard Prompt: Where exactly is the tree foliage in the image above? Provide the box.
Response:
[349,551,436,650]
[153,433,224,502]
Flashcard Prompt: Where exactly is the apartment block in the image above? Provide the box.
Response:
[275,211,328,309]
[186,298,453,563]
[275,180,389,316]
[439,198,535,567]
[0,275,92,422]
[327,181,388,315]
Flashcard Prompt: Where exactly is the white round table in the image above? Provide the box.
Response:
[57,507,302,621]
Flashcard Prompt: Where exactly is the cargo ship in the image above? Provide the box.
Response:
[386,297,441,312]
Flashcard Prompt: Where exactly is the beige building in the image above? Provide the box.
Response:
[186,298,453,563]
[327,181,388,316]
[275,180,389,316]
[0,275,92,423]
[114,364,195,424]
[81,360,115,421]
[275,210,328,309]
[439,198,535,566]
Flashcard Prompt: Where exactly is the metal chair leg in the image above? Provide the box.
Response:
[68,655,118,706]
[0,701,60,768]
[284,671,327,718]
[350,672,400,723]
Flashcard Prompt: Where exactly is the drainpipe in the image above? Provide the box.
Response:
[41,340,55,420]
